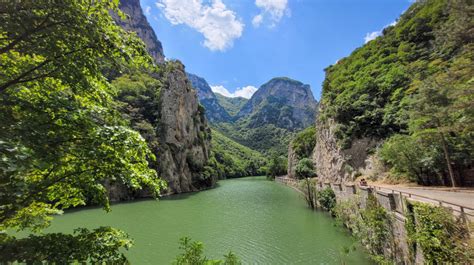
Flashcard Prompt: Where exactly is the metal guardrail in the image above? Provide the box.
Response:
[368,185,474,218]
[276,177,474,218]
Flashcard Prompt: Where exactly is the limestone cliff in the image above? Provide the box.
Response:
[110,0,213,196]
[158,63,213,194]
[115,0,165,63]
[313,115,378,183]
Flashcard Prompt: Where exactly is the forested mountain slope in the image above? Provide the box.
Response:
[215,77,318,155]
[187,73,232,122]
[215,94,248,117]
[315,0,473,186]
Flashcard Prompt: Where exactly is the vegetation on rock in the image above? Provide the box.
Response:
[215,94,248,117]
[405,201,473,263]
[320,0,473,186]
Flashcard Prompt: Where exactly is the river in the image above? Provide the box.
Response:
[46,176,371,264]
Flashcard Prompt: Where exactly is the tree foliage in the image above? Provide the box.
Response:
[266,154,287,179]
[204,130,267,179]
[321,0,472,145]
[295,158,316,179]
[405,202,473,263]
[173,237,241,265]
[0,0,164,262]
[291,126,317,159]
[317,188,336,212]
[320,0,473,185]
[0,227,132,263]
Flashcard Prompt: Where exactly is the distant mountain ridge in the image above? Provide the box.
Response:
[187,73,232,122]
[190,74,319,155]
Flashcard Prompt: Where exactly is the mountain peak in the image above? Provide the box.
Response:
[237,77,318,131]
[115,0,165,64]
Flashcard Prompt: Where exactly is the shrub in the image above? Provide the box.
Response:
[173,237,241,265]
[405,202,473,263]
[295,158,316,179]
[317,188,336,212]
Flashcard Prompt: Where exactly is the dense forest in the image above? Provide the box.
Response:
[319,0,473,186]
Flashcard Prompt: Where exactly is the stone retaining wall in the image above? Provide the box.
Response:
[276,178,471,264]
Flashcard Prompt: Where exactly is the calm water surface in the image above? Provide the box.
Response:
[47,177,371,264]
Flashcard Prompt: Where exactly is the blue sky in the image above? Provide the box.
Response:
[141,0,412,100]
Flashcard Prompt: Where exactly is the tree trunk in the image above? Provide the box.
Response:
[305,178,315,209]
[439,131,456,187]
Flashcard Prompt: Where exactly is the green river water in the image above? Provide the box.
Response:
[47,177,372,264]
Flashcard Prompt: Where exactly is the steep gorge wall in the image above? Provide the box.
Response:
[314,117,379,183]
[107,0,213,198]
[158,63,213,194]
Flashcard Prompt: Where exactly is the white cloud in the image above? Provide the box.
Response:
[144,5,152,15]
[364,31,381,43]
[364,21,397,43]
[211,85,257,99]
[252,14,263,27]
[253,0,289,28]
[156,0,244,51]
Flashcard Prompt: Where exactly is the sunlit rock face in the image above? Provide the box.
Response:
[115,0,165,64]
[237,77,318,131]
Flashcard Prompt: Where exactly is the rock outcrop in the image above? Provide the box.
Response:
[187,73,232,123]
[287,144,298,179]
[158,63,213,194]
[112,0,213,195]
[314,110,379,183]
[115,0,165,64]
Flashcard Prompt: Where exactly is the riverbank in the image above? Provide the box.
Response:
[275,176,474,264]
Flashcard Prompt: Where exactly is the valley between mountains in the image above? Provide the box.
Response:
[1,0,473,263]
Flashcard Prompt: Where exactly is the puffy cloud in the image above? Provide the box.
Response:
[252,14,263,27]
[253,0,289,28]
[156,0,244,51]
[144,5,151,15]
[211,85,258,99]
[364,21,397,43]
[364,31,381,43]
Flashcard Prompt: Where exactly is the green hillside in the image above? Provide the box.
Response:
[204,130,267,179]
[320,0,473,185]
[215,93,248,116]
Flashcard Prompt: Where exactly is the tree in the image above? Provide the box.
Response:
[295,158,316,179]
[291,126,316,159]
[0,0,153,93]
[266,154,287,179]
[0,0,164,262]
[173,237,241,265]
[408,65,473,187]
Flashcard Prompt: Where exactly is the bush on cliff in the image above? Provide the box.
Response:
[295,158,317,179]
[317,188,336,212]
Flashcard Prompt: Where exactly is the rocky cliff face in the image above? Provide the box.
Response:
[158,63,213,194]
[115,0,165,64]
[112,0,213,195]
[314,109,379,183]
[187,73,232,123]
[237,77,318,131]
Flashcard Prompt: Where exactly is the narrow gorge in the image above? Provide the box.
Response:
[1,0,472,264]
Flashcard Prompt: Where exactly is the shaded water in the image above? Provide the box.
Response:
[47,177,371,264]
